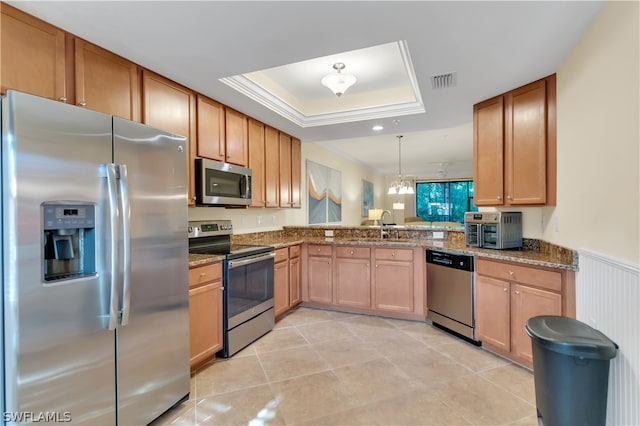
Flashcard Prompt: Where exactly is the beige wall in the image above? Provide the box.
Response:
[188,141,386,232]
[546,0,639,264]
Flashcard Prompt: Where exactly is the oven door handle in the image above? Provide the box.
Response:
[228,252,275,269]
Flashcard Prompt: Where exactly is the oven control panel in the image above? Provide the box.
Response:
[188,220,233,238]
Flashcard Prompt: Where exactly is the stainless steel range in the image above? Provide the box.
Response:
[188,220,275,357]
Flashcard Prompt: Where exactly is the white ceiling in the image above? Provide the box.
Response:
[9,1,605,178]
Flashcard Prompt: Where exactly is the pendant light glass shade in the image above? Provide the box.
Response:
[321,63,356,97]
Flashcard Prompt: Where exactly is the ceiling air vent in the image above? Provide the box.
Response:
[431,72,457,89]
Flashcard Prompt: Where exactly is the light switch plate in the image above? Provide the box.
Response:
[324,230,334,237]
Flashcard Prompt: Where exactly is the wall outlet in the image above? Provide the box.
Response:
[271,214,276,225]
[256,215,263,225]
[553,216,560,232]
[432,231,444,240]
[325,230,334,237]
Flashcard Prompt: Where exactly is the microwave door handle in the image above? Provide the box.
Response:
[118,165,132,327]
[477,223,484,247]
[240,174,250,199]
[105,164,120,330]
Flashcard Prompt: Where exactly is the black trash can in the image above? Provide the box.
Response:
[526,316,618,426]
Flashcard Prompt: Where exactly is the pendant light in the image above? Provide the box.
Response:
[321,63,357,97]
[388,135,414,195]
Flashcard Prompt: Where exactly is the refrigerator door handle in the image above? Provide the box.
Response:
[118,164,132,326]
[105,164,120,330]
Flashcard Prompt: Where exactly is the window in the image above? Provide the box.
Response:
[415,180,477,223]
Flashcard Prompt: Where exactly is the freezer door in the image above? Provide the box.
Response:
[112,118,190,425]
[2,91,116,424]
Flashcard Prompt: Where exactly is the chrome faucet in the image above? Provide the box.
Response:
[380,210,392,238]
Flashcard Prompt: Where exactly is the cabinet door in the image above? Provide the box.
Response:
[505,79,547,205]
[511,283,561,364]
[335,258,371,308]
[307,256,332,304]
[74,39,140,121]
[225,108,248,167]
[1,4,66,101]
[142,71,196,206]
[473,96,504,206]
[291,137,301,208]
[248,118,266,207]
[274,260,290,317]
[196,95,226,162]
[475,275,511,351]
[373,260,413,312]
[189,282,223,369]
[264,126,280,207]
[279,133,292,207]
[289,255,302,307]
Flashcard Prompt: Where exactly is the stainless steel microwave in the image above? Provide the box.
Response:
[195,159,252,206]
[464,212,523,249]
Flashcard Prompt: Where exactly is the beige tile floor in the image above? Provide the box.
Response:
[152,307,539,426]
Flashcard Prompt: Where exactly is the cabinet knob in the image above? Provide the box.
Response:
[497,195,502,201]
[200,272,206,277]
[78,101,87,107]
[391,252,396,257]
[366,263,369,268]
[350,250,354,255]
[58,96,67,103]
[508,271,515,276]
[507,195,513,201]
[503,288,508,292]
[515,290,520,295]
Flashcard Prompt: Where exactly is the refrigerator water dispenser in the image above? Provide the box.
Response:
[42,202,96,282]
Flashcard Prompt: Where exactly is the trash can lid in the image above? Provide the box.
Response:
[525,316,618,359]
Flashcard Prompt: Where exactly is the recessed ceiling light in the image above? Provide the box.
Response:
[372,125,384,131]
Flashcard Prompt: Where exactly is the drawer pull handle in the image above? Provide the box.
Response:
[200,272,206,277]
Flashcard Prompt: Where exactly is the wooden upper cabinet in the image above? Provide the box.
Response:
[473,96,504,206]
[74,38,140,121]
[505,79,547,205]
[291,137,301,208]
[1,4,66,101]
[142,70,196,206]
[279,133,292,208]
[473,74,556,207]
[196,95,226,162]
[264,126,280,208]
[225,108,248,167]
[248,118,266,208]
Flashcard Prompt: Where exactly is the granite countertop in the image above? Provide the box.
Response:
[189,227,578,271]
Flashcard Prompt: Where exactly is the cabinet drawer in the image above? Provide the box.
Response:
[476,259,561,292]
[336,246,370,259]
[307,244,332,257]
[375,248,413,262]
[189,262,222,288]
[289,244,301,258]
[274,247,289,263]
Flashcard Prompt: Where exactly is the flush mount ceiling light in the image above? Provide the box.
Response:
[321,63,357,97]
[388,135,415,195]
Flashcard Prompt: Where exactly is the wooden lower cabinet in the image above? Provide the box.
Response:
[289,245,302,307]
[306,245,333,304]
[274,245,302,319]
[189,262,223,370]
[303,244,424,320]
[335,247,371,308]
[274,248,290,318]
[475,258,566,368]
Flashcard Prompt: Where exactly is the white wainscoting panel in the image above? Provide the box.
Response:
[576,250,639,426]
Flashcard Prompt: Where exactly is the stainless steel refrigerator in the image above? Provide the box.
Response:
[1,91,190,425]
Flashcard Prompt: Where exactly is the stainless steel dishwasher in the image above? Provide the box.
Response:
[426,250,478,344]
